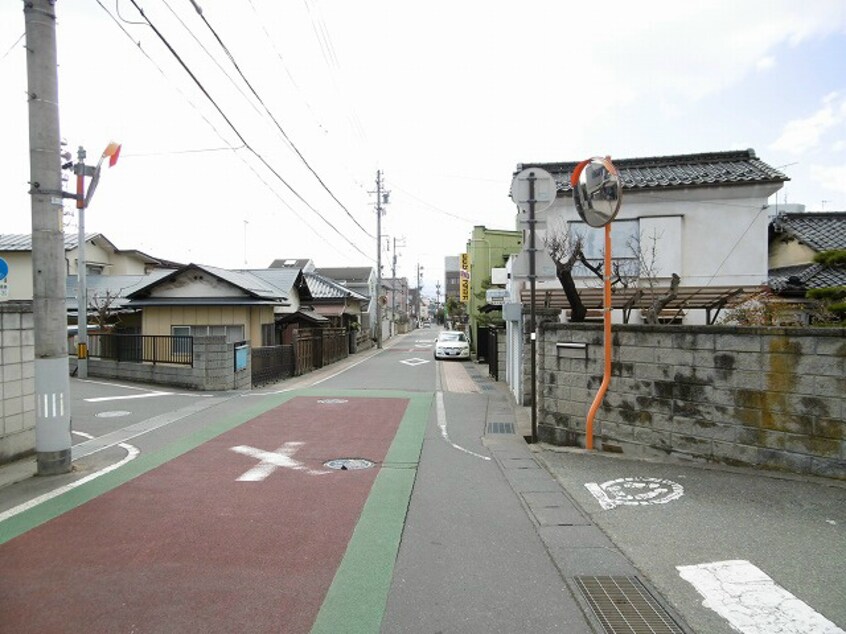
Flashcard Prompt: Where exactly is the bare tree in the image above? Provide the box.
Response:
[546,230,589,322]
[547,225,681,324]
[625,229,680,324]
[88,289,122,330]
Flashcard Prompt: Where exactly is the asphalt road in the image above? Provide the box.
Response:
[1,329,843,633]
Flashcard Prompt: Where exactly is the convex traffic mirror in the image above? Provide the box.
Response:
[571,157,623,228]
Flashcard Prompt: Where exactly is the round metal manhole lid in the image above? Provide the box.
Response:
[323,458,375,470]
[95,411,131,418]
[317,399,349,404]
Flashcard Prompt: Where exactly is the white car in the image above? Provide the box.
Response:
[433,331,470,360]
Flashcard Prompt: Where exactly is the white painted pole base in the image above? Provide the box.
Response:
[35,356,72,475]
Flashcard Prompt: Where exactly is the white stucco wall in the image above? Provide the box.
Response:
[524,182,779,290]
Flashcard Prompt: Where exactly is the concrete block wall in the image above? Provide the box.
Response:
[537,323,845,479]
[75,336,251,391]
[1,302,36,465]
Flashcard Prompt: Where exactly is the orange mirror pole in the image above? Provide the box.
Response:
[585,223,612,450]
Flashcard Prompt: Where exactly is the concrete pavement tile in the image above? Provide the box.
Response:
[505,469,564,493]
[539,524,617,549]
[531,505,593,527]
[556,548,641,576]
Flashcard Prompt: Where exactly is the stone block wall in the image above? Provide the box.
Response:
[1,302,36,465]
[537,322,845,479]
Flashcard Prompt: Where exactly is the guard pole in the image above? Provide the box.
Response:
[585,223,612,450]
[25,0,72,474]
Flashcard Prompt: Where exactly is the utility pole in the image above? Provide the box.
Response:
[25,0,72,474]
[370,171,389,348]
[391,236,405,336]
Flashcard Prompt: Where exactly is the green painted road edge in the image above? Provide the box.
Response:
[0,388,425,545]
[311,391,433,634]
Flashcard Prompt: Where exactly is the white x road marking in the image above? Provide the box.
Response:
[230,442,331,481]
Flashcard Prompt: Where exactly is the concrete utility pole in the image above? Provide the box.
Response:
[75,146,89,380]
[390,236,405,336]
[370,171,389,349]
[25,0,72,474]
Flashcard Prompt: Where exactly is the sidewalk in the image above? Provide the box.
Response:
[466,363,693,633]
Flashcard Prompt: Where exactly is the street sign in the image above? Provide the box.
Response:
[510,167,557,214]
[0,256,8,298]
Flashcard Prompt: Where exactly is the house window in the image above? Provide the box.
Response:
[261,323,277,346]
[173,325,245,343]
[171,326,192,357]
[569,219,640,279]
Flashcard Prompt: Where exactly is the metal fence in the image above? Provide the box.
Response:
[251,344,294,386]
[87,334,194,365]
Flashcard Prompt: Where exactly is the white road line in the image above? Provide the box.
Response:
[436,392,491,461]
[72,397,230,460]
[85,391,173,403]
[0,431,139,524]
[678,560,845,634]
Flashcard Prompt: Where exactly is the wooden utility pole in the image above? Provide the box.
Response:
[24,0,72,474]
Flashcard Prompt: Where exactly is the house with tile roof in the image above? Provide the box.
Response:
[768,211,846,292]
[314,266,378,339]
[511,149,788,325]
[0,232,180,301]
[504,148,789,405]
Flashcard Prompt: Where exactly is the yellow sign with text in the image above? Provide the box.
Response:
[459,278,469,302]
[459,252,469,271]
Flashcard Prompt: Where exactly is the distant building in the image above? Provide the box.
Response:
[444,255,460,306]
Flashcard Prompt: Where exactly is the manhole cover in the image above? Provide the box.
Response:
[95,411,131,418]
[317,399,348,404]
[323,458,375,470]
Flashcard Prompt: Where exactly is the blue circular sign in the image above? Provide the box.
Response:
[0,257,8,281]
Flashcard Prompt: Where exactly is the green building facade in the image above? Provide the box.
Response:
[466,225,523,350]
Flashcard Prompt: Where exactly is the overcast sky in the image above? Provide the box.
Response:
[1,1,844,295]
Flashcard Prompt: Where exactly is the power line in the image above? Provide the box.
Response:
[93,0,328,248]
[1,32,24,62]
[187,0,374,239]
[124,0,373,261]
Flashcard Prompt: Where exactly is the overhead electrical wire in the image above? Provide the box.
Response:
[94,0,354,258]
[187,0,374,240]
[124,0,373,261]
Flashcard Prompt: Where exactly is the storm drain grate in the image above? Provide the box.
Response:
[574,576,685,634]
[486,422,515,434]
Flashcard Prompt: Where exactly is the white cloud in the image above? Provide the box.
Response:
[770,93,846,154]
[756,56,776,71]
[809,164,846,195]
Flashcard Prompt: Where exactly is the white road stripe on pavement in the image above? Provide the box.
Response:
[436,392,490,461]
[85,391,173,402]
[0,432,139,524]
[677,560,845,634]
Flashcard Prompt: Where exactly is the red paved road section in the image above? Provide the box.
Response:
[0,396,409,633]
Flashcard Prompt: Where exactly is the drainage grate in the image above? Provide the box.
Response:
[574,576,685,634]
[486,422,515,434]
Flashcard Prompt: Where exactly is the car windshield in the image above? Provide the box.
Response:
[439,332,466,342]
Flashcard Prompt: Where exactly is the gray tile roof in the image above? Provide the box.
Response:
[66,272,171,312]
[517,149,788,194]
[769,263,846,292]
[315,267,373,284]
[248,268,307,297]
[0,233,96,251]
[127,264,291,304]
[305,272,368,301]
[769,212,846,253]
